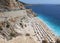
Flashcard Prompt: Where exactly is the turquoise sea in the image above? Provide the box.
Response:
[26,4,60,36]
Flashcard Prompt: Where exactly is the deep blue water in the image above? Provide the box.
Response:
[26,4,60,36]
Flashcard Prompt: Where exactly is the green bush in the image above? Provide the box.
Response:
[42,40,48,43]
[55,39,60,43]
[0,26,3,30]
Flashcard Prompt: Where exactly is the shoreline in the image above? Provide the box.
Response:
[37,16,60,37]
[36,17,58,37]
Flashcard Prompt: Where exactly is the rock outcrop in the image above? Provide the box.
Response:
[0,0,25,11]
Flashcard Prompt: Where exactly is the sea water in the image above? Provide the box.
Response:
[26,4,60,36]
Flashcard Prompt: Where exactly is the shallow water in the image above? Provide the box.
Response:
[37,14,60,36]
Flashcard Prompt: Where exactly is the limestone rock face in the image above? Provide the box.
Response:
[0,36,38,43]
[0,0,25,11]
[0,0,10,9]
[8,36,37,43]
